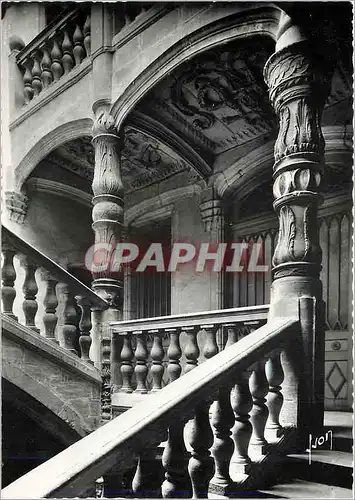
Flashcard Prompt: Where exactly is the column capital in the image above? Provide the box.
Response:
[264,41,331,167]
[5,190,28,224]
[199,186,223,233]
[92,109,121,139]
[264,41,331,112]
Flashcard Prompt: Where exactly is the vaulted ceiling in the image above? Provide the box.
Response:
[28,32,352,212]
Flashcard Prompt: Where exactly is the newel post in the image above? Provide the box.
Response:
[91,108,124,422]
[263,41,332,436]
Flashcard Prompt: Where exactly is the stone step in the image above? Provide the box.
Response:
[259,479,353,498]
[324,427,353,453]
[284,450,353,489]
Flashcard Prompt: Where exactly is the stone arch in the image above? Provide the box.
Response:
[213,141,275,203]
[2,361,88,438]
[2,378,81,447]
[14,118,93,191]
[125,183,205,228]
[110,5,281,129]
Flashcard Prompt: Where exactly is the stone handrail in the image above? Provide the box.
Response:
[2,317,298,498]
[111,305,269,394]
[1,225,108,363]
[16,5,90,104]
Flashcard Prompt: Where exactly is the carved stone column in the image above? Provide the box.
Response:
[91,109,124,423]
[264,41,331,433]
[91,110,124,307]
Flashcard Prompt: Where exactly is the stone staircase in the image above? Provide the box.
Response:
[257,412,353,498]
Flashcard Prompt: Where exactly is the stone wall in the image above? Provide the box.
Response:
[2,315,102,436]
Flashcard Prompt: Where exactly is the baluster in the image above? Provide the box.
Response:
[73,23,85,65]
[61,29,74,73]
[50,38,63,81]
[21,257,39,332]
[77,295,93,363]
[230,371,252,476]
[186,401,214,498]
[31,52,42,97]
[41,270,58,341]
[202,325,218,360]
[210,387,235,491]
[40,44,53,88]
[162,420,191,498]
[150,329,164,391]
[249,360,269,455]
[225,324,238,348]
[134,331,148,393]
[166,328,182,383]
[183,326,200,373]
[120,333,134,392]
[132,445,162,498]
[60,284,78,354]
[1,243,17,320]
[101,334,112,422]
[95,476,104,498]
[83,13,91,56]
[265,352,284,439]
[23,60,34,103]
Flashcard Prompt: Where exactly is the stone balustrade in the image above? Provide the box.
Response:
[1,226,108,362]
[111,305,269,394]
[3,317,298,499]
[16,6,91,104]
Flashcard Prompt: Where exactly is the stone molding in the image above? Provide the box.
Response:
[26,178,92,208]
[112,4,172,52]
[128,110,211,178]
[5,190,28,223]
[14,118,93,190]
[213,141,275,200]
[125,183,204,227]
[110,6,280,129]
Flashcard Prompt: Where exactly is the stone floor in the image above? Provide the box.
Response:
[324,411,353,428]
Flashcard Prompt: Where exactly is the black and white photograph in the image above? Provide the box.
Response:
[1,1,354,498]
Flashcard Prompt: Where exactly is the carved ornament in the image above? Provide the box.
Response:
[5,191,29,223]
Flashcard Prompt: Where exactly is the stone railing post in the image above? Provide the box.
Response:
[264,40,331,434]
[91,108,124,422]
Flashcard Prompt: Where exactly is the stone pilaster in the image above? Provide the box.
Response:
[199,187,225,348]
[91,110,124,307]
[264,41,331,434]
[199,186,223,235]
